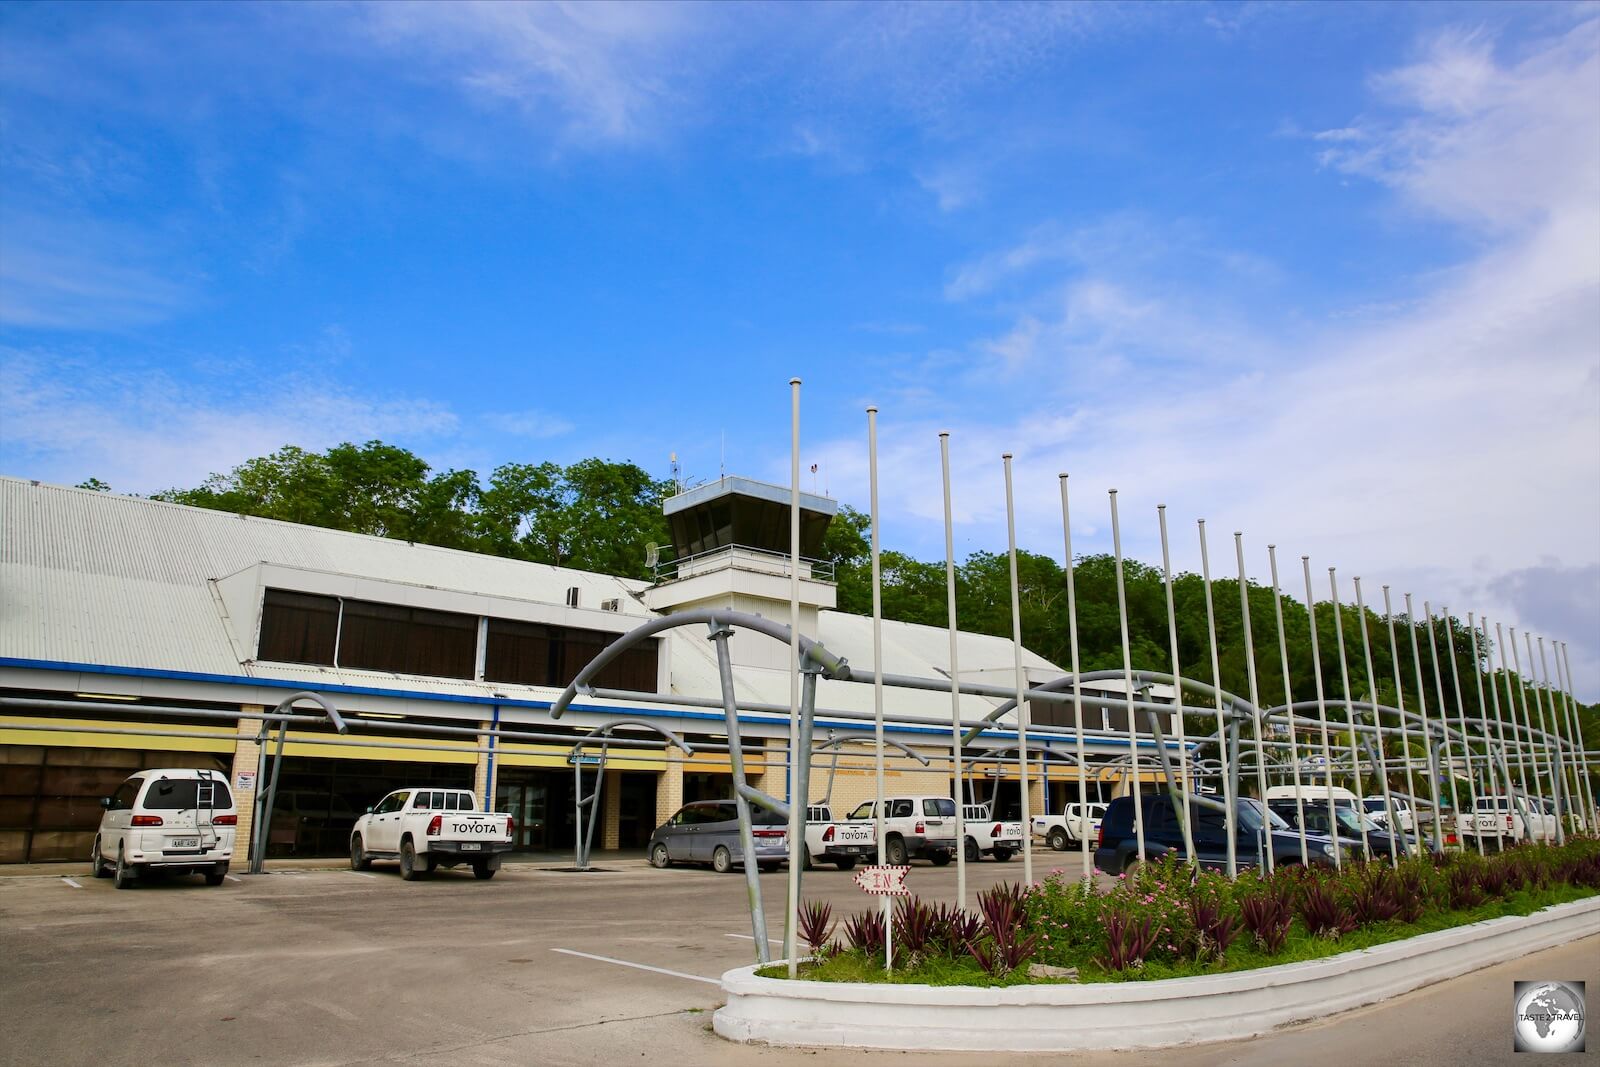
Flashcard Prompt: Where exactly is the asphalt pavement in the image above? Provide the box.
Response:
[0,853,1593,1066]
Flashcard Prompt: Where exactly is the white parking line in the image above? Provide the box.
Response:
[225,875,241,883]
[350,872,378,879]
[725,933,781,945]
[551,948,718,986]
[60,878,82,889]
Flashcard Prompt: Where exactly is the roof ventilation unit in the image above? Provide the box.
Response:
[601,598,621,613]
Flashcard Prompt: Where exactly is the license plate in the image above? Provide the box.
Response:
[460,842,482,851]
[170,838,198,848]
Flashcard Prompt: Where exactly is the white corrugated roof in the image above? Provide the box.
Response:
[0,477,1079,730]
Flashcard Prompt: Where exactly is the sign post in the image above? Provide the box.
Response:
[854,864,910,969]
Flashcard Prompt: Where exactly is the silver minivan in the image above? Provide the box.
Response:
[648,800,788,873]
[93,769,237,888]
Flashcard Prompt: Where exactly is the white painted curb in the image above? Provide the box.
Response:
[714,895,1600,1051]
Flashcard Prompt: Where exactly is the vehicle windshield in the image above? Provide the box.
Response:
[1238,800,1290,832]
[847,801,875,820]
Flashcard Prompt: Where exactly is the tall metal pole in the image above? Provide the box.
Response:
[785,378,802,975]
[939,432,967,914]
[1539,637,1578,838]
[710,625,771,963]
[1558,642,1596,830]
[1268,547,1309,866]
[1494,624,1532,825]
[1159,507,1197,866]
[1002,455,1033,885]
[1466,614,1505,852]
[873,411,894,965]
[1303,558,1340,871]
[1382,586,1422,845]
[1328,570,1370,862]
[1198,521,1236,878]
[1439,608,1483,856]
[1422,602,1462,846]
[1234,534,1271,873]
[1403,595,1445,853]
[1527,632,1565,845]
[1062,477,1093,882]
[1505,625,1548,845]
[1109,491,1145,867]
[1353,577,1400,865]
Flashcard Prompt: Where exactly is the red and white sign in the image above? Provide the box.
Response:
[853,864,911,896]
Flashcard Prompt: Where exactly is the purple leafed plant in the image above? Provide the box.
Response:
[842,910,885,955]
[797,899,835,957]
[1298,881,1357,939]
[1476,863,1511,900]
[1188,898,1240,960]
[1445,866,1483,911]
[1239,889,1294,954]
[1096,911,1157,971]
[1350,868,1402,925]
[933,904,982,955]
[894,896,938,956]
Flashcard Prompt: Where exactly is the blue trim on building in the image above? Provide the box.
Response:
[0,656,1194,751]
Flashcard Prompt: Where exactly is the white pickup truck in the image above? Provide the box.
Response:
[1455,795,1557,849]
[803,805,876,870]
[350,788,514,880]
[841,795,957,866]
[1032,802,1106,852]
[962,805,1022,862]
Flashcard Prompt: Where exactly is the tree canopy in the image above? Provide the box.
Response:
[91,438,1591,761]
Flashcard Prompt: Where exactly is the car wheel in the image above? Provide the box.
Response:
[113,845,136,890]
[884,837,908,866]
[205,863,227,887]
[929,849,952,867]
[712,846,733,874]
[349,834,371,871]
[650,843,671,869]
[992,848,1014,863]
[399,839,421,881]
[800,844,814,871]
[1047,828,1069,852]
[1122,857,1142,879]
[832,856,857,871]
[91,836,109,878]
[964,837,980,863]
[472,861,496,881]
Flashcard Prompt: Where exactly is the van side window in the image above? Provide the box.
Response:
[414,793,433,811]
[890,800,913,819]
[923,799,955,817]
[109,782,138,811]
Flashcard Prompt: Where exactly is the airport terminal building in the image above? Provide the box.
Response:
[0,474,1181,864]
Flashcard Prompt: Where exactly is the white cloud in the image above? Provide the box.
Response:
[0,213,193,330]
[0,350,459,493]
[812,17,1600,697]
[483,409,576,439]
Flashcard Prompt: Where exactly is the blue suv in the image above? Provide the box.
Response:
[1093,792,1341,875]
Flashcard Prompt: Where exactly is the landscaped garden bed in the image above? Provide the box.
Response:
[762,838,1600,986]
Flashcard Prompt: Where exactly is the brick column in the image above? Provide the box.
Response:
[230,707,265,864]
[656,746,684,827]
[602,770,622,850]
[472,721,492,809]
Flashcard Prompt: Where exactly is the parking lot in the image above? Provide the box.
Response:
[2,854,1595,1067]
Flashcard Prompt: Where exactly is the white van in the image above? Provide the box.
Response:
[92,769,237,889]
[1265,784,1358,807]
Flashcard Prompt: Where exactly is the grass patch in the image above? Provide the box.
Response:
[753,843,1599,988]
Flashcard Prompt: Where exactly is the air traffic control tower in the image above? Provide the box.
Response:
[644,477,838,670]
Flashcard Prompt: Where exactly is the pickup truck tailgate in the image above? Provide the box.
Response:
[437,813,509,839]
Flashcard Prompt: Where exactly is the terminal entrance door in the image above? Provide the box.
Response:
[496,770,574,852]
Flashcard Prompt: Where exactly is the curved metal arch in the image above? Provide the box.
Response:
[569,719,696,871]
[249,691,347,875]
[813,734,929,811]
[550,608,850,719]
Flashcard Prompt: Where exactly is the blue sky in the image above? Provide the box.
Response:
[2,2,1597,694]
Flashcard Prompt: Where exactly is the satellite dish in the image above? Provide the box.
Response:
[644,542,659,569]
